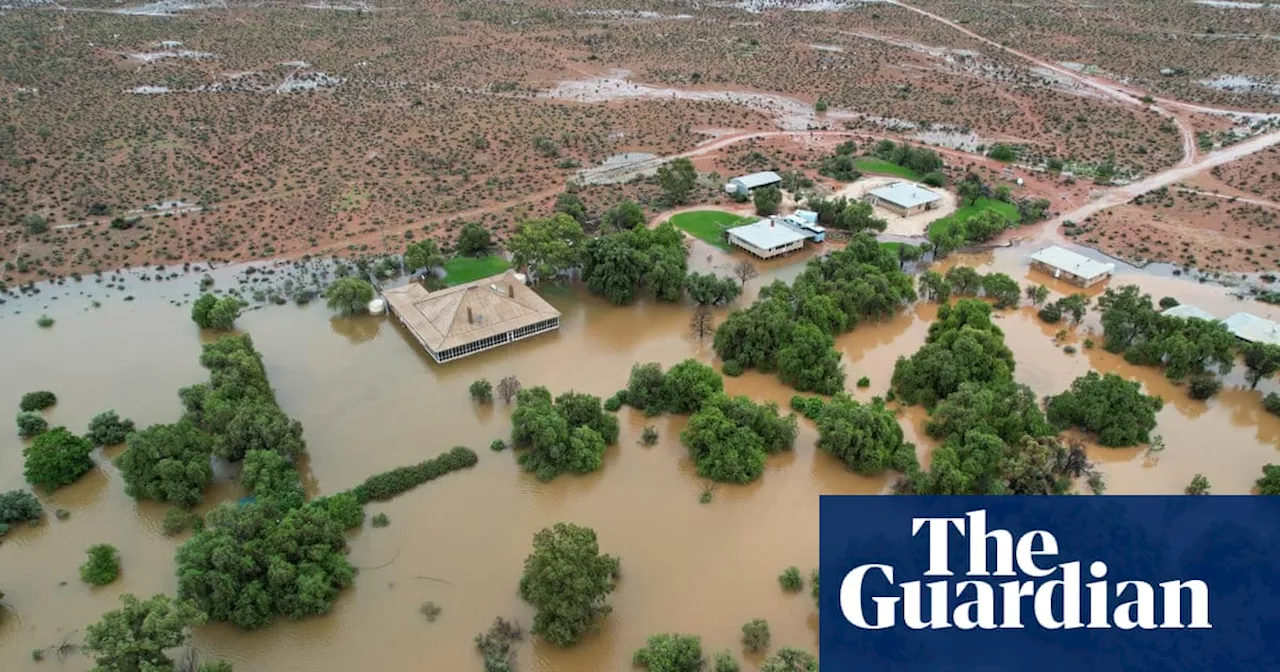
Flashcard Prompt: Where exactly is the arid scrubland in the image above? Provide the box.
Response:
[1213,145,1280,202]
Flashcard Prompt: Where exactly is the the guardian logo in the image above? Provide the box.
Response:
[840,509,1212,631]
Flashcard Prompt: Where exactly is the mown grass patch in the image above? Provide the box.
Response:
[669,210,753,250]
[852,157,921,181]
[443,256,513,286]
[927,198,1021,240]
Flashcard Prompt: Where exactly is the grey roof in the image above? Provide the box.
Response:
[1224,312,1280,345]
[1162,304,1216,321]
[1028,246,1115,280]
[728,219,809,249]
[793,209,819,224]
[867,182,942,209]
[731,171,782,189]
[783,214,825,232]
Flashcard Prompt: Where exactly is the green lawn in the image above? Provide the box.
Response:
[442,255,513,286]
[669,210,753,250]
[853,157,921,181]
[927,198,1021,240]
[879,241,903,254]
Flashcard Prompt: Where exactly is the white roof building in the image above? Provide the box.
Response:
[726,171,782,193]
[727,218,809,259]
[1224,312,1280,345]
[1028,246,1116,285]
[1162,304,1216,321]
[867,183,942,210]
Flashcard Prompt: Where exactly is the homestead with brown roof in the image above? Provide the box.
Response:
[382,270,561,363]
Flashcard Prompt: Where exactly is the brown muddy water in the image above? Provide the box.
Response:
[2,239,1280,672]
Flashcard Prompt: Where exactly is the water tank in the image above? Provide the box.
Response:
[724,182,737,194]
[367,298,386,315]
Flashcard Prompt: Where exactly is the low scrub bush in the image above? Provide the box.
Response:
[352,446,478,503]
[80,544,120,585]
[19,390,57,412]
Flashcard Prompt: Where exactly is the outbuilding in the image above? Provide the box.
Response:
[865,182,942,217]
[725,171,782,196]
[1028,246,1115,288]
[727,218,808,259]
[1224,312,1280,346]
[1162,304,1216,321]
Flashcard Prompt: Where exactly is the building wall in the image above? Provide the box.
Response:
[1030,260,1110,288]
[728,234,804,259]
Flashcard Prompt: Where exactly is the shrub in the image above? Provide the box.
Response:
[1159,296,1180,309]
[490,439,507,451]
[1257,464,1280,494]
[1045,372,1164,447]
[681,394,797,483]
[856,376,870,388]
[116,420,213,507]
[470,379,494,403]
[17,411,48,438]
[351,446,478,503]
[1188,374,1221,400]
[241,449,305,514]
[371,513,391,528]
[642,426,659,445]
[23,427,95,492]
[1186,474,1210,495]
[80,544,121,585]
[603,392,624,412]
[633,633,704,672]
[1266,393,1280,416]
[86,411,135,446]
[1038,302,1063,323]
[512,388,618,481]
[713,650,741,672]
[0,490,43,536]
[475,617,524,672]
[816,394,917,475]
[311,492,365,529]
[191,294,246,330]
[778,566,803,592]
[1063,345,1077,354]
[19,390,57,412]
[37,315,54,328]
[323,277,375,316]
[162,506,199,536]
[420,601,442,622]
[722,361,744,377]
[760,647,818,672]
[741,619,770,652]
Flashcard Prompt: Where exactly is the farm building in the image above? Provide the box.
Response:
[1162,304,1216,321]
[865,182,942,216]
[724,171,782,196]
[383,270,561,364]
[1028,246,1115,288]
[727,218,808,259]
[781,212,825,242]
[1224,312,1280,346]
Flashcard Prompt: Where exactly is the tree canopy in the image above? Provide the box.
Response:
[512,387,619,481]
[681,394,797,483]
[816,394,917,475]
[1098,285,1236,382]
[777,323,846,395]
[1244,343,1280,390]
[891,300,1015,408]
[1045,371,1164,447]
[82,593,206,672]
[455,222,493,257]
[900,432,1089,496]
[805,197,887,233]
[116,419,214,507]
[0,489,42,537]
[604,201,646,230]
[404,239,446,271]
[874,140,944,174]
[633,633,705,672]
[86,411,136,446]
[925,380,1054,446]
[508,213,586,282]
[191,294,247,331]
[685,272,741,306]
[657,158,698,205]
[323,277,375,316]
[622,359,725,416]
[754,186,782,216]
[759,647,819,672]
[580,222,687,304]
[518,522,620,647]
[23,426,95,492]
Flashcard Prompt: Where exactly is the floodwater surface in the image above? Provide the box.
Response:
[2,239,1279,671]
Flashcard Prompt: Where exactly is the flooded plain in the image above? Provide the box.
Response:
[3,237,1280,672]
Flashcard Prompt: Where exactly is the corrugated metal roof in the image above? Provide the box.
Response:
[867,182,942,209]
[1224,312,1280,345]
[1162,304,1216,321]
[1028,246,1115,280]
[731,171,782,189]
[728,219,809,249]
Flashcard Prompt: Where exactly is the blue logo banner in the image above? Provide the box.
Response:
[819,496,1280,671]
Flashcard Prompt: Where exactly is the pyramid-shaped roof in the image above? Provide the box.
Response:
[382,270,560,352]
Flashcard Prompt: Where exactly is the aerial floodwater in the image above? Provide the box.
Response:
[2,235,1279,671]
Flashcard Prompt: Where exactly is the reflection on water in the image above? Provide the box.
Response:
[2,243,1280,671]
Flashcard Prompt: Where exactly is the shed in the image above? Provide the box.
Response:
[1028,246,1115,288]
[725,171,782,196]
[1162,304,1215,321]
[727,218,808,259]
[1224,312,1280,346]
[865,182,942,216]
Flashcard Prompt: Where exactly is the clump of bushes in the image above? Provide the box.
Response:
[470,379,493,403]
[1188,374,1221,400]
[17,411,48,438]
[682,394,797,484]
[24,427,95,492]
[371,513,391,528]
[489,439,507,452]
[789,395,825,420]
[856,376,871,388]
[351,446,478,503]
[19,390,57,412]
[778,566,803,592]
[511,387,619,481]
[161,507,200,536]
[420,601,442,622]
[80,544,121,586]
[641,426,659,445]
[621,360,724,416]
[86,411,135,446]
[742,618,771,652]
[190,294,246,330]
[0,490,43,536]
[475,617,523,672]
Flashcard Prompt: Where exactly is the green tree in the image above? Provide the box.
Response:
[685,272,741,306]
[86,411,136,446]
[581,233,650,305]
[511,387,617,481]
[1057,294,1089,323]
[779,567,803,592]
[80,544,121,586]
[661,359,725,414]
[1243,342,1280,389]
[741,619,771,652]
[925,381,1053,445]
[988,144,1017,162]
[19,390,57,412]
[681,394,795,483]
[213,398,306,462]
[554,192,589,225]
[191,294,245,330]
[470,379,494,402]
[23,427,94,492]
[177,500,355,629]
[634,633,705,672]
[518,523,620,647]
[754,186,782,216]
[1027,284,1050,305]
[115,420,213,507]
[23,213,49,235]
[455,222,493,257]
[713,650,741,672]
[892,300,1015,408]
[323,277,375,316]
[0,489,43,536]
[17,411,47,438]
[1257,465,1280,494]
[241,449,305,514]
[82,593,206,672]
[918,271,951,303]
[962,210,1009,243]
[508,213,586,283]
[1186,474,1210,495]
[816,394,917,475]
[404,239,446,271]
[625,362,668,413]
[657,158,698,205]
[604,201,646,230]
[759,647,818,672]
[945,266,983,296]
[1045,372,1163,447]
[777,323,846,394]
[981,273,1021,309]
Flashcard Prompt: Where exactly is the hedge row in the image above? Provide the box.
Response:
[352,446,479,504]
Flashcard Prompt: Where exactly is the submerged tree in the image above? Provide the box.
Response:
[23,427,95,492]
[82,593,206,672]
[633,633,705,672]
[816,394,917,475]
[323,277,375,316]
[1045,371,1163,447]
[691,306,716,344]
[116,419,213,507]
[518,523,620,648]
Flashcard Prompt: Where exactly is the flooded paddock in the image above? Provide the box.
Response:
[2,239,1279,671]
